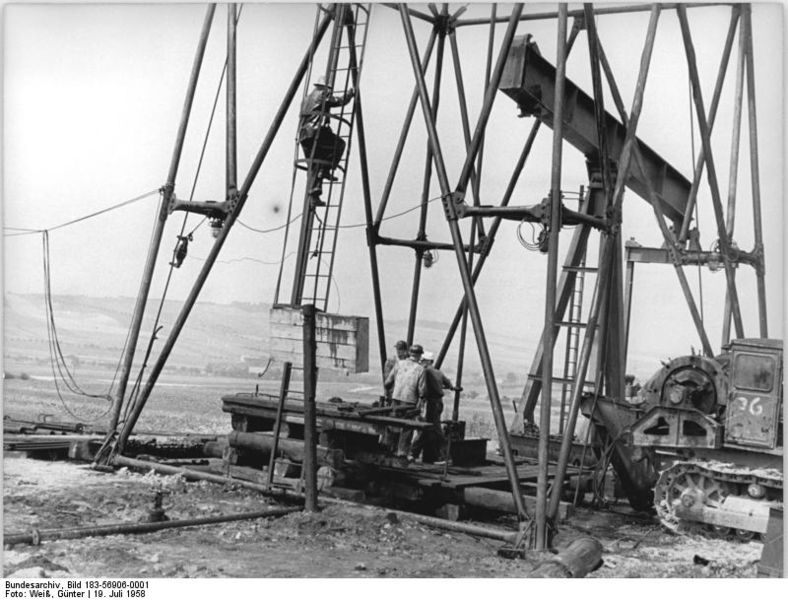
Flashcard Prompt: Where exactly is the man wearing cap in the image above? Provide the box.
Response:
[411,351,457,463]
[382,340,409,403]
[298,75,355,189]
[383,344,427,457]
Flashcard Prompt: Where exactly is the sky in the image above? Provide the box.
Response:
[2,2,784,378]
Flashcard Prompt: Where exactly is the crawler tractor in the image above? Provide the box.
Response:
[584,339,783,539]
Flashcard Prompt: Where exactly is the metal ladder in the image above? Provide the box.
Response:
[524,263,598,425]
[270,4,370,410]
[522,185,601,432]
[264,6,372,489]
[557,261,595,434]
[292,3,371,313]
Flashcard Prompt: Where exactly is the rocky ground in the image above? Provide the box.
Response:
[2,368,772,580]
[3,456,764,579]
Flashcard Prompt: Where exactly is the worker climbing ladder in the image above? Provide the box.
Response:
[280,3,371,313]
[265,4,370,487]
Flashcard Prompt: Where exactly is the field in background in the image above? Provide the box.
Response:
[4,293,597,438]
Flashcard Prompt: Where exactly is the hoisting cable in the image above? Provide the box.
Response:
[20,189,161,423]
[120,7,245,427]
[41,231,113,422]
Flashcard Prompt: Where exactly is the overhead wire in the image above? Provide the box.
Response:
[3,189,160,237]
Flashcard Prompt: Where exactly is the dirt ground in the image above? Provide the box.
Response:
[1,368,772,579]
[2,455,764,579]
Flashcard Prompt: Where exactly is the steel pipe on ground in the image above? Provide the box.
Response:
[113,455,305,501]
[227,430,345,468]
[527,536,603,577]
[3,506,299,547]
[112,456,519,543]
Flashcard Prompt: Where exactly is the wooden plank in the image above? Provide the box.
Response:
[222,395,430,429]
[436,466,554,489]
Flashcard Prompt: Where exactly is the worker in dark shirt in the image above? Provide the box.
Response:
[298,75,355,193]
[411,351,457,463]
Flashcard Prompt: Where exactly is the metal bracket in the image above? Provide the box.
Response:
[226,188,241,215]
[442,191,466,221]
[169,198,230,220]
[478,234,493,258]
[496,517,535,559]
[752,242,766,275]
[159,184,177,221]
[365,225,379,248]
[537,195,553,228]
[605,203,622,234]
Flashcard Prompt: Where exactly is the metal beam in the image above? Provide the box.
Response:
[721,14,746,346]
[407,23,446,344]
[435,24,585,382]
[593,25,715,358]
[113,11,333,455]
[382,3,436,24]
[374,29,438,227]
[677,7,740,242]
[451,1,496,423]
[454,2,729,27]
[106,4,216,436]
[535,2,568,550]
[435,120,542,369]
[226,3,238,193]
[302,304,318,512]
[347,43,388,377]
[376,235,478,252]
[625,244,758,268]
[547,2,662,525]
[743,5,768,337]
[460,203,607,229]
[677,4,744,338]
[399,2,530,522]
[499,38,691,226]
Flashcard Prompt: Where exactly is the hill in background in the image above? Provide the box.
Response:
[3,293,538,384]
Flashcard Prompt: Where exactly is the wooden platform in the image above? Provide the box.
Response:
[223,392,433,436]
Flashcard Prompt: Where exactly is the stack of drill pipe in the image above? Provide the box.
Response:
[205,432,345,469]
[527,537,603,578]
